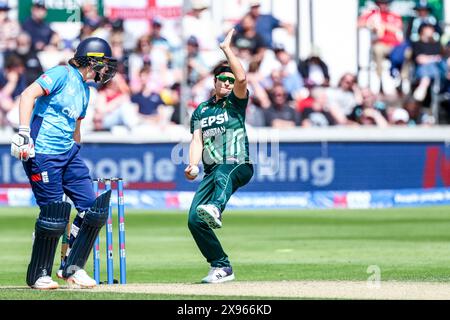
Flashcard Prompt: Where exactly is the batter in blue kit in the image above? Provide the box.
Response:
[10,37,118,290]
[24,63,93,208]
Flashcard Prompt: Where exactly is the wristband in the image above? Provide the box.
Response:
[18,125,31,134]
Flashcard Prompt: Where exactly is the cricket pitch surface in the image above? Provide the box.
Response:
[68,280,450,299]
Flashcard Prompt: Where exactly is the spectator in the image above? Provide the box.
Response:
[99,17,117,40]
[347,88,388,126]
[261,68,284,91]
[128,34,169,90]
[389,1,441,93]
[190,70,215,109]
[273,44,304,99]
[131,90,165,125]
[0,1,20,66]
[79,4,112,41]
[232,14,266,65]
[81,1,102,30]
[231,41,251,72]
[186,35,209,86]
[35,32,69,71]
[109,18,122,35]
[357,107,389,126]
[107,18,135,53]
[235,0,294,49]
[130,66,166,125]
[92,73,139,132]
[327,73,362,116]
[21,0,56,51]
[130,60,166,98]
[439,46,450,123]
[0,54,27,100]
[9,32,43,86]
[407,1,441,43]
[411,23,443,102]
[82,6,111,40]
[148,17,172,73]
[358,0,403,93]
[402,96,435,125]
[301,87,347,127]
[109,18,124,43]
[79,17,102,41]
[128,34,152,81]
[183,0,219,52]
[246,65,271,127]
[167,83,183,125]
[246,96,267,127]
[109,32,129,79]
[0,54,27,128]
[389,107,410,125]
[298,47,330,87]
[150,17,171,52]
[296,90,315,115]
[264,84,299,128]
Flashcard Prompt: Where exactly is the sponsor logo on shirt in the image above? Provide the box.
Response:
[203,127,226,138]
[201,112,229,128]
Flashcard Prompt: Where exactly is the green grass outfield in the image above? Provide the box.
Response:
[1,206,450,299]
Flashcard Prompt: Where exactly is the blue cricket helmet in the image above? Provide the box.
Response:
[70,37,118,84]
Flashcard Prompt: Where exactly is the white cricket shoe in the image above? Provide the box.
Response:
[66,269,96,289]
[201,267,235,284]
[197,204,222,229]
[56,269,64,279]
[31,276,59,290]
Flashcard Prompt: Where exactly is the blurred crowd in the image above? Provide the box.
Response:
[358,0,450,125]
[0,0,448,136]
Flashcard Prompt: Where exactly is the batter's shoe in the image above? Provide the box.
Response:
[197,204,222,229]
[66,269,96,289]
[30,276,59,290]
[201,267,235,284]
[56,269,64,279]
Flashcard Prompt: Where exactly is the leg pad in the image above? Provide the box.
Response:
[62,190,111,278]
[26,201,71,286]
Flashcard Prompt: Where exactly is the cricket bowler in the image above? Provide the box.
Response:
[10,37,118,289]
[185,29,254,283]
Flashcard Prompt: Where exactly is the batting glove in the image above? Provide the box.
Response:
[11,126,35,162]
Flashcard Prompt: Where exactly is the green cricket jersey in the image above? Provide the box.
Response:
[190,90,251,173]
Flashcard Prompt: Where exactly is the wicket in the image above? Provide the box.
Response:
[92,177,127,285]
